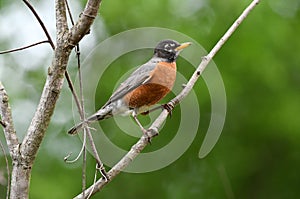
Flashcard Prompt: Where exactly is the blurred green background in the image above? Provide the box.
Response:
[1,0,300,198]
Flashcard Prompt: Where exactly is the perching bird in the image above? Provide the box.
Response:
[68,39,191,135]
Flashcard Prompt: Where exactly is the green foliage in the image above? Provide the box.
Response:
[1,0,300,198]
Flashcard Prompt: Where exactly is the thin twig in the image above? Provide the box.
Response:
[22,0,55,50]
[87,164,98,199]
[64,0,107,181]
[0,40,50,54]
[77,39,88,197]
[64,72,83,114]
[1,1,55,54]
[4,0,102,198]
[64,0,75,25]
[64,130,87,163]
[86,131,108,180]
[82,136,87,198]
[73,0,260,198]
[77,28,108,180]
[169,0,261,107]
[76,41,108,180]
[63,0,83,116]
[0,139,10,199]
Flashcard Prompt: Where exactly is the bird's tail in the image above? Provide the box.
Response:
[67,121,85,135]
[67,105,113,135]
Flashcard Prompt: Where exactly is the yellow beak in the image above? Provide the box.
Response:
[175,42,192,51]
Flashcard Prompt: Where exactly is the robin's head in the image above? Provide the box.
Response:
[154,39,191,62]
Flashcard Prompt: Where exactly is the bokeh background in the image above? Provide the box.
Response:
[1,0,300,198]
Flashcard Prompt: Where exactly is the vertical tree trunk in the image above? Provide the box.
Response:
[10,160,32,199]
[0,1,101,198]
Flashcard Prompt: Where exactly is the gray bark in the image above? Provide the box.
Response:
[0,0,102,198]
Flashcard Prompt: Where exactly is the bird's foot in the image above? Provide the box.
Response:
[162,103,174,117]
[142,128,159,144]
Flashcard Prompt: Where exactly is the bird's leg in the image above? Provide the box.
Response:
[132,112,153,143]
[132,113,147,134]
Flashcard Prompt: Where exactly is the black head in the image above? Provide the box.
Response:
[154,39,191,62]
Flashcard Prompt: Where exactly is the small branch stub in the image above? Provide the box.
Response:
[0,119,6,128]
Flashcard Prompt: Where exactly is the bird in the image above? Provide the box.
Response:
[68,39,191,135]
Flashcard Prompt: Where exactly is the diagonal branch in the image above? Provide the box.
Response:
[4,0,102,198]
[73,0,260,198]
[64,0,108,192]
[169,0,261,106]
[19,0,102,169]
[23,0,55,50]
[0,82,19,157]
[20,0,69,167]
[0,40,50,54]
[67,0,102,47]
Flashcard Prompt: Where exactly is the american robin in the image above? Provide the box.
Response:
[68,39,191,135]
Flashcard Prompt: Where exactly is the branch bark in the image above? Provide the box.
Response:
[0,82,21,199]
[73,0,260,198]
[68,0,101,46]
[1,0,102,198]
[0,82,19,158]
[0,40,50,54]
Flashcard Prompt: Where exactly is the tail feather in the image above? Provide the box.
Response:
[67,105,113,135]
[67,122,84,135]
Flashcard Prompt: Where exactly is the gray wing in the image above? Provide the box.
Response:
[103,60,157,106]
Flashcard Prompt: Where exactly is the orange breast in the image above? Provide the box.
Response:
[124,61,176,110]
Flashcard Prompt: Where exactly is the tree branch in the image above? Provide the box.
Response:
[0,40,50,54]
[0,138,11,199]
[65,0,108,183]
[0,119,6,128]
[19,0,102,166]
[23,0,55,49]
[5,0,102,198]
[73,0,260,198]
[67,0,102,47]
[0,82,19,157]
[19,0,68,168]
[56,0,69,39]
